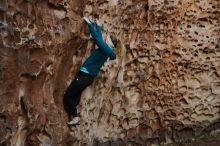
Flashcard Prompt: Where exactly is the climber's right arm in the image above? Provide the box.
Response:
[83,17,115,57]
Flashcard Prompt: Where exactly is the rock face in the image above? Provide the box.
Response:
[0,0,220,145]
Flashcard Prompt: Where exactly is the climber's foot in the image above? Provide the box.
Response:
[67,117,80,126]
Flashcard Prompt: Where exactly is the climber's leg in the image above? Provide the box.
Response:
[63,79,79,117]
[72,71,94,108]
[63,71,94,125]
[65,93,82,125]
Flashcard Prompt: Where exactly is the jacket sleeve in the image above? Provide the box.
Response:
[109,51,116,60]
[87,23,116,59]
[88,23,102,43]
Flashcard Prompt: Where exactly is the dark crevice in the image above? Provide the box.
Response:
[0,113,6,123]
[20,96,28,121]
[20,73,37,80]
[145,3,149,11]
[47,1,67,13]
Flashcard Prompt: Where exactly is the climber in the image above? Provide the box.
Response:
[63,16,117,125]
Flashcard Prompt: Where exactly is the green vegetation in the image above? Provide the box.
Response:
[157,132,220,146]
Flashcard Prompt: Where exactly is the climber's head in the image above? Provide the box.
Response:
[106,34,119,55]
[112,37,125,60]
[110,35,118,49]
[104,33,117,47]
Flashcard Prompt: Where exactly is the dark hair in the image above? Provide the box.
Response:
[110,35,118,48]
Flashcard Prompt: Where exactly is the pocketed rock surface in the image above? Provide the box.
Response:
[0,0,219,146]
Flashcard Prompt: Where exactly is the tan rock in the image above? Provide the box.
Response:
[0,0,219,145]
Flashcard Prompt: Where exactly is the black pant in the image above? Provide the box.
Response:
[63,71,94,118]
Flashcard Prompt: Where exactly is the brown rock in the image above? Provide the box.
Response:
[0,0,220,145]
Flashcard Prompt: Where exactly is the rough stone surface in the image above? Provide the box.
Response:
[0,0,220,146]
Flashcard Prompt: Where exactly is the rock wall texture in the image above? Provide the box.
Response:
[0,0,220,146]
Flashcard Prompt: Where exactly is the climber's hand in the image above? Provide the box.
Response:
[83,16,91,24]
[95,19,101,26]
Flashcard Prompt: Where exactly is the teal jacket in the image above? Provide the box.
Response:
[80,23,116,77]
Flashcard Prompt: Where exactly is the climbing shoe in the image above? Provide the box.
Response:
[67,117,80,125]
